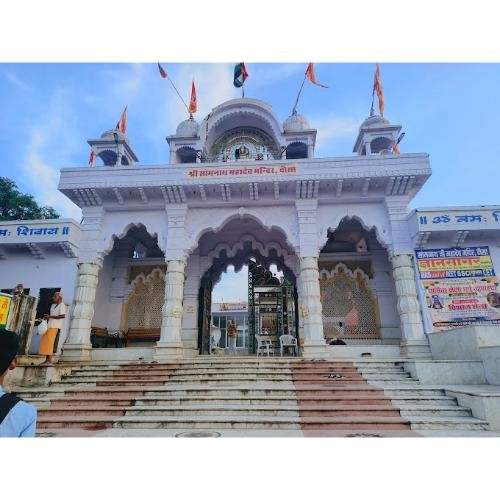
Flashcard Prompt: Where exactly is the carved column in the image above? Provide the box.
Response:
[295,200,325,357]
[391,253,430,358]
[299,256,324,341]
[155,260,186,359]
[61,207,105,362]
[385,198,431,358]
[181,253,201,355]
[155,204,189,360]
[62,262,101,361]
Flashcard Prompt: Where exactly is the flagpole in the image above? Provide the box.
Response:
[166,74,190,114]
[292,74,307,115]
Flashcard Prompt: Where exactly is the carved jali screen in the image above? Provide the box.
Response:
[319,264,380,339]
[124,270,165,330]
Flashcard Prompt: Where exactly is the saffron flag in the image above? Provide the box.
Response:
[305,63,328,88]
[392,142,400,155]
[188,80,197,114]
[372,64,384,117]
[233,63,248,88]
[158,63,167,79]
[88,149,96,166]
[115,106,127,134]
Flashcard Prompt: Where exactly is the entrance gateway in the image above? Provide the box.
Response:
[2,95,454,362]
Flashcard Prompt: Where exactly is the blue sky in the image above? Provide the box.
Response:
[1,63,499,301]
[2,63,500,221]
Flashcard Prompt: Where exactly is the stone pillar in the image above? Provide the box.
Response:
[299,256,325,357]
[61,207,105,362]
[154,259,186,360]
[307,143,314,159]
[180,253,201,355]
[391,253,431,358]
[61,262,101,362]
[295,199,325,357]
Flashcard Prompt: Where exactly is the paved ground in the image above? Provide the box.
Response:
[35,427,500,438]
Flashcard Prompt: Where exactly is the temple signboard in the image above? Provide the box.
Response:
[186,164,298,179]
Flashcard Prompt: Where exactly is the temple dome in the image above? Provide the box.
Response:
[101,129,126,140]
[360,115,390,129]
[283,112,310,132]
[176,116,199,137]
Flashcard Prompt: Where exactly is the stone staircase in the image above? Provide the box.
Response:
[14,358,491,436]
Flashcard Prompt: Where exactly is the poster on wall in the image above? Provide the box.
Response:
[0,292,12,329]
[421,277,500,331]
[415,246,500,332]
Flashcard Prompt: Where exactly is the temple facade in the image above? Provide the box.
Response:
[1,97,500,363]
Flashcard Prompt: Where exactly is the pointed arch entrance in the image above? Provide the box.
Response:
[318,216,400,344]
[192,216,299,355]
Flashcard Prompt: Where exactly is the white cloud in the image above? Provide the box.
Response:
[23,150,82,220]
[313,115,360,145]
[20,88,83,220]
[3,70,31,91]
[248,63,304,88]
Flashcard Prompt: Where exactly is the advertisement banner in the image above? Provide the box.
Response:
[421,277,500,331]
[415,246,494,279]
[0,293,12,329]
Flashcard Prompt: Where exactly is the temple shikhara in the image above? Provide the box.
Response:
[2,73,500,436]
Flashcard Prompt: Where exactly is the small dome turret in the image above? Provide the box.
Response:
[176,116,199,137]
[283,111,310,132]
[359,115,390,129]
[100,129,127,140]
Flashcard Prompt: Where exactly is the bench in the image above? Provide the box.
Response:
[91,326,125,348]
[124,328,161,347]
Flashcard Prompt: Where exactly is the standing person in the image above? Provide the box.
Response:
[39,291,66,365]
[226,320,237,356]
[0,330,37,437]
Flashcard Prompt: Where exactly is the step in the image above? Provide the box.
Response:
[122,405,407,417]
[407,416,489,430]
[39,408,127,417]
[133,394,394,406]
[398,407,471,417]
[66,370,178,378]
[112,415,411,430]
[44,397,137,407]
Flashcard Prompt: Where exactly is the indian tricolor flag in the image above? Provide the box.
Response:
[233,63,248,88]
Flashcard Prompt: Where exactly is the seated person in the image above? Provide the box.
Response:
[328,337,346,345]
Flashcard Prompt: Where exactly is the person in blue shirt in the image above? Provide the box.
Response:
[0,329,37,437]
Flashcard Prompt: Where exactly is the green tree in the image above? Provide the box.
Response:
[0,177,60,221]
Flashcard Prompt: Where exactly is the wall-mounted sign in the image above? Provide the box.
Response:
[187,164,297,179]
[0,224,70,237]
[416,209,500,227]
